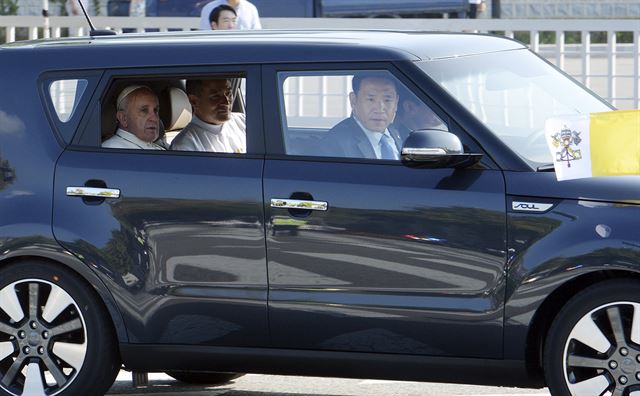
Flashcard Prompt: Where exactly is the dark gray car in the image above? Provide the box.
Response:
[0,30,637,396]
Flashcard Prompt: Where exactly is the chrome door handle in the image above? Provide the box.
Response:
[66,186,120,199]
[270,198,327,211]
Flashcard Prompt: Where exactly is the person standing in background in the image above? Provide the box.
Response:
[468,0,486,18]
[209,5,238,30]
[199,0,261,30]
[129,0,146,16]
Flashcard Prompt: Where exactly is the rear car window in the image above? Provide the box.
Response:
[49,79,89,123]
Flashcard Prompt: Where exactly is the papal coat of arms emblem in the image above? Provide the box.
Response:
[550,125,582,167]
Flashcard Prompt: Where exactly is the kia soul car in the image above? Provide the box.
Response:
[0,30,638,396]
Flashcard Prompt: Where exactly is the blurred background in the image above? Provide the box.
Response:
[1,0,639,109]
[6,0,640,19]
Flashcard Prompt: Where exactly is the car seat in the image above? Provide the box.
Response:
[158,86,192,147]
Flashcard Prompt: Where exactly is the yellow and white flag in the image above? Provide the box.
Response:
[545,109,640,181]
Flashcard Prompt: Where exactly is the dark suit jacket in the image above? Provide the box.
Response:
[322,117,402,159]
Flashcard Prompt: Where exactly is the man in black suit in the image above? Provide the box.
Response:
[323,72,402,160]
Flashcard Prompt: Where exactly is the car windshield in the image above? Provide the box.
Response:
[417,49,612,167]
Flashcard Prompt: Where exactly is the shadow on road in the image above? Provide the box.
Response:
[108,378,345,396]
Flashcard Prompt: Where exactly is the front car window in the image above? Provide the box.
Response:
[417,49,612,166]
[278,70,446,159]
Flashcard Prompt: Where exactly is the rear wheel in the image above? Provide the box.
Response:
[544,280,640,396]
[166,371,243,385]
[0,261,120,396]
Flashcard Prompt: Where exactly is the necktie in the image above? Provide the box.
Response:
[379,133,398,160]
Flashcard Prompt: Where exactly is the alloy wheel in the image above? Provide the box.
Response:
[0,279,87,395]
[563,302,640,396]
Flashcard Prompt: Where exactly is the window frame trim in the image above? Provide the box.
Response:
[264,62,457,159]
[262,61,498,170]
[38,70,104,146]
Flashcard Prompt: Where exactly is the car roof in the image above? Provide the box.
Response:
[0,30,526,67]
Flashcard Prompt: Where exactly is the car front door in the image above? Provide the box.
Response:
[262,64,507,358]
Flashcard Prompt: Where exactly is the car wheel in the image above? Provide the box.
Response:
[0,261,120,396]
[166,371,243,385]
[544,280,640,396]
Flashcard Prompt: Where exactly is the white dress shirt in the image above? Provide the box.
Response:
[199,0,262,30]
[170,113,246,153]
[353,118,398,160]
[102,129,165,150]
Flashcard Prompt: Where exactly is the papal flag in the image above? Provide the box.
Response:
[545,109,640,181]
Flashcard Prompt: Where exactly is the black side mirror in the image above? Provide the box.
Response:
[401,130,483,169]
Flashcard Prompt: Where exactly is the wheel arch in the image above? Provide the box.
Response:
[0,252,128,343]
[524,269,640,379]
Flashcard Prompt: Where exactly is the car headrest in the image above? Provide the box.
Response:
[160,87,192,132]
[101,93,118,141]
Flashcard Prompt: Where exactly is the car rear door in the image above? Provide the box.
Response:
[262,63,507,358]
[52,66,269,347]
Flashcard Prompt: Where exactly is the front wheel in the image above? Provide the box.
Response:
[544,280,640,396]
[0,261,120,396]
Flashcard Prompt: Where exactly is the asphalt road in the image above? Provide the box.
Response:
[107,372,552,396]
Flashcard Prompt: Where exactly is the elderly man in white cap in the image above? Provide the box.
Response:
[102,85,165,150]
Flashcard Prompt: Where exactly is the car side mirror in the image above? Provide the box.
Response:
[401,130,483,169]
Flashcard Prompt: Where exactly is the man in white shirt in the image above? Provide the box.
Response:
[170,79,246,153]
[102,85,165,150]
[199,0,261,30]
[468,0,486,18]
[209,4,237,30]
[322,73,401,160]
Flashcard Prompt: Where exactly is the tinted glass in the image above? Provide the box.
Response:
[418,49,611,165]
[278,70,446,159]
[100,76,247,153]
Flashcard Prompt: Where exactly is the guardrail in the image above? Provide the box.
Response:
[1,16,638,109]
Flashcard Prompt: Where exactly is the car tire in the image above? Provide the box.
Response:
[165,371,243,385]
[544,280,640,396]
[0,261,120,396]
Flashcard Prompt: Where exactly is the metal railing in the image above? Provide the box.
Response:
[1,16,639,109]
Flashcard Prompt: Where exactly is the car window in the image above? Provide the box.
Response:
[278,70,446,159]
[418,49,611,165]
[49,79,89,123]
[100,75,247,154]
